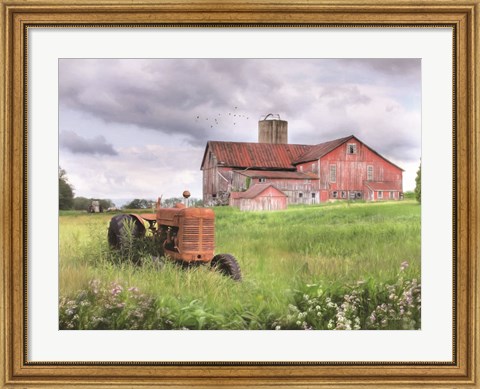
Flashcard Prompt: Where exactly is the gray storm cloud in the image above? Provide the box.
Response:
[59,58,421,159]
[60,60,246,146]
[60,130,118,156]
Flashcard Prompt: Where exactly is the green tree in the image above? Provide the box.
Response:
[59,167,74,210]
[123,198,153,209]
[73,196,90,211]
[414,163,421,204]
[190,198,204,207]
[162,197,184,208]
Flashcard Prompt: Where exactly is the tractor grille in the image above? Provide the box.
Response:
[182,218,215,252]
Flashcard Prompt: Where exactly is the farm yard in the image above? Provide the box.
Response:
[59,200,421,330]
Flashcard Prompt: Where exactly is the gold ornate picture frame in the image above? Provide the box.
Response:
[1,0,478,387]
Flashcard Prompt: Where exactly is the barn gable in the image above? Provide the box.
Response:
[234,183,286,199]
[315,136,403,201]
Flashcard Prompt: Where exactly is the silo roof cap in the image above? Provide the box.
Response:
[261,113,282,120]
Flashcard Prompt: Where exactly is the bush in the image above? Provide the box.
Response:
[415,164,421,203]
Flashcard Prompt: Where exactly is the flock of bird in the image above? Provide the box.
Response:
[195,106,250,129]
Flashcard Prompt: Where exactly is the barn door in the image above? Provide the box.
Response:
[320,190,328,203]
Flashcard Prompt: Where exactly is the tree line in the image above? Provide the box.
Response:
[59,167,203,211]
[123,197,203,209]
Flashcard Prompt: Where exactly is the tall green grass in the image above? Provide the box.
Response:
[215,201,420,284]
[59,200,421,330]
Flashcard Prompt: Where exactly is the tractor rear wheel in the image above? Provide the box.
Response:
[210,254,242,281]
[108,214,145,249]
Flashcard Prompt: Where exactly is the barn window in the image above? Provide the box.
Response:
[332,191,338,199]
[329,165,337,182]
[367,165,373,181]
[347,143,357,154]
[259,178,266,183]
[356,192,362,199]
[341,191,347,199]
[389,191,394,199]
[298,192,303,198]
[378,191,383,199]
[312,193,316,198]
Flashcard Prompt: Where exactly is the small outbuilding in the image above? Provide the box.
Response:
[229,184,287,211]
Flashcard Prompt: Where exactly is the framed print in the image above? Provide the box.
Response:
[1,0,478,387]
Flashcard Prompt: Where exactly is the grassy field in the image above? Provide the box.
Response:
[59,200,421,330]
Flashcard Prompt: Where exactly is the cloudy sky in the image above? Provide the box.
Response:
[59,58,421,206]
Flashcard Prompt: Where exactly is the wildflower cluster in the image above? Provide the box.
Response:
[279,261,421,330]
[59,280,172,330]
[367,276,421,330]
[60,279,237,330]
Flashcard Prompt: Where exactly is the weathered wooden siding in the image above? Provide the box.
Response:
[202,145,234,203]
[231,173,319,204]
[296,160,321,175]
[318,139,403,200]
[368,189,401,201]
[201,145,217,203]
[230,186,288,211]
[238,196,287,211]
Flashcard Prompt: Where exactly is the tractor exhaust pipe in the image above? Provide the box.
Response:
[183,190,191,207]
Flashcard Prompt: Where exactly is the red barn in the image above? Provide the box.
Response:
[200,116,403,206]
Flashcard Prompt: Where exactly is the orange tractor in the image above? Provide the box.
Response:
[107,192,241,281]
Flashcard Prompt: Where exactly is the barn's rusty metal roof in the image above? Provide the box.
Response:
[201,135,403,171]
[364,181,401,191]
[201,141,312,170]
[292,136,354,164]
[293,135,404,171]
[234,169,319,180]
[232,184,287,199]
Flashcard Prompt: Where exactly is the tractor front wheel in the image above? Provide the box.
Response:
[210,254,242,281]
